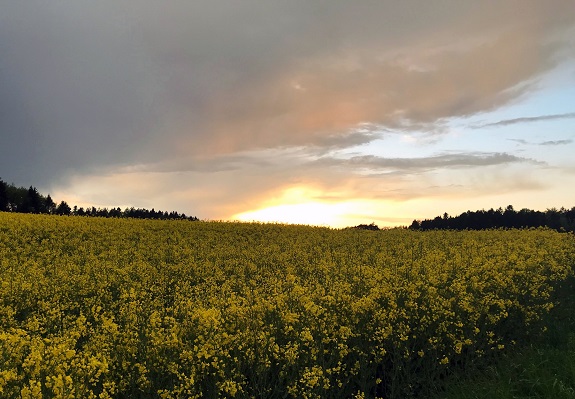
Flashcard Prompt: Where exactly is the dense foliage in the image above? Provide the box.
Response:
[410,205,575,232]
[1,213,574,398]
[0,178,198,221]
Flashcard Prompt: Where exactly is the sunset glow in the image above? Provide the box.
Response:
[234,202,343,227]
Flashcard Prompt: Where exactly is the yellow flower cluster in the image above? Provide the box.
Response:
[0,213,573,398]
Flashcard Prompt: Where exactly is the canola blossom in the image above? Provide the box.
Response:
[0,213,574,398]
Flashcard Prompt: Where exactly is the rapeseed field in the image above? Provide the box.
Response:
[1,213,573,398]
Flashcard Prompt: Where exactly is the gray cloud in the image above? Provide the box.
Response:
[0,0,573,190]
[541,140,573,146]
[473,112,575,129]
[508,138,573,146]
[508,139,530,145]
[316,152,539,173]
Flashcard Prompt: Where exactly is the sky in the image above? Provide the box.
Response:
[1,1,574,228]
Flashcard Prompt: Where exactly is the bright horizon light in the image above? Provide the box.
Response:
[232,187,351,227]
[231,186,414,228]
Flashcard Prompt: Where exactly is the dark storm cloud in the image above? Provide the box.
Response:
[1,1,573,189]
[0,2,164,186]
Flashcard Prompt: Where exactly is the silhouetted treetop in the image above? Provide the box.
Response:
[409,205,575,232]
[0,177,199,221]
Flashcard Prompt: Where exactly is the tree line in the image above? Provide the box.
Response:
[0,178,199,221]
[409,205,575,232]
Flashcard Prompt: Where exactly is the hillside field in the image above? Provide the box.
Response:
[1,213,574,398]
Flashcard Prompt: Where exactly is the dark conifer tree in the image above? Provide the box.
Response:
[22,186,44,213]
[55,201,72,215]
[45,195,56,214]
[0,179,8,211]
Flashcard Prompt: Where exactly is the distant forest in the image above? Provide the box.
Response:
[0,178,198,221]
[408,205,575,232]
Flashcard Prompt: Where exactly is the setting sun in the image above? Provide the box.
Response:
[232,186,406,227]
[233,202,345,226]
[232,187,346,226]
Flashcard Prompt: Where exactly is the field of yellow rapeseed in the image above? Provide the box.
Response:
[0,213,574,398]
